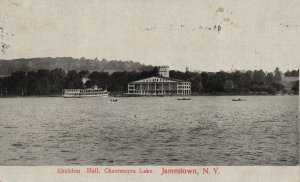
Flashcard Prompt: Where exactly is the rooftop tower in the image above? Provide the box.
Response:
[159,66,169,78]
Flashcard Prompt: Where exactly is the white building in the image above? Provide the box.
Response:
[127,66,191,96]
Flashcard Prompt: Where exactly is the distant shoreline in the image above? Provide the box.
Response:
[0,93,297,98]
[0,95,62,98]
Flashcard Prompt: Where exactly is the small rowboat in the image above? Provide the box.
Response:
[177,98,191,100]
[108,99,119,103]
[232,98,246,101]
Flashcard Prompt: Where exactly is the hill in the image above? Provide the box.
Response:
[0,57,153,75]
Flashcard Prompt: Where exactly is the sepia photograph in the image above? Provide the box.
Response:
[0,0,299,171]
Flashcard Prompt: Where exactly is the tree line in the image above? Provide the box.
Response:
[284,69,299,77]
[171,68,298,95]
[0,67,159,96]
[0,67,298,96]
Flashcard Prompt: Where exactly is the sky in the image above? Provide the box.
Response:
[0,0,299,72]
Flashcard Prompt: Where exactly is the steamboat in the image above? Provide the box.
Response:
[63,86,109,98]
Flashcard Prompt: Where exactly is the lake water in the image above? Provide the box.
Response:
[0,96,298,165]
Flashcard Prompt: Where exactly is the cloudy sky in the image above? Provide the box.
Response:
[0,0,299,72]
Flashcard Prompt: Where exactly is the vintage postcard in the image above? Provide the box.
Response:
[0,0,299,181]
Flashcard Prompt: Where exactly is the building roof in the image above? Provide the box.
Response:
[129,76,190,84]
